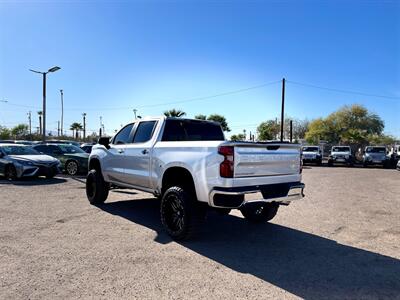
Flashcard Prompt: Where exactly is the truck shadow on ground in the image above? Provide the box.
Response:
[97,198,400,299]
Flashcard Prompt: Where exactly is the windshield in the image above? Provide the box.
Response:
[332,146,350,152]
[366,147,386,153]
[1,145,39,155]
[302,147,319,152]
[58,145,85,154]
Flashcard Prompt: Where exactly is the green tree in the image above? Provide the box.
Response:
[194,114,207,120]
[70,122,83,139]
[367,134,396,146]
[0,125,11,140]
[257,120,280,141]
[164,109,186,117]
[305,104,385,145]
[230,133,245,141]
[11,124,28,138]
[206,114,231,132]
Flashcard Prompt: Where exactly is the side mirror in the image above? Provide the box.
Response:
[98,137,110,149]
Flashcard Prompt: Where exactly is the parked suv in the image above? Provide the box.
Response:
[388,145,400,167]
[86,117,305,240]
[328,146,353,167]
[363,146,389,168]
[301,146,322,165]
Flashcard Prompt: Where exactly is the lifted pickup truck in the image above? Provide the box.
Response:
[86,117,305,240]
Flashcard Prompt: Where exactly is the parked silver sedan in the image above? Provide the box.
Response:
[0,144,61,180]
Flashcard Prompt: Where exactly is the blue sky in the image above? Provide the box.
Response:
[0,0,399,138]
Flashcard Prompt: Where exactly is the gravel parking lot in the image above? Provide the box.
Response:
[1,167,399,299]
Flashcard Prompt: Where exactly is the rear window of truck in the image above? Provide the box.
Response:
[162,119,225,141]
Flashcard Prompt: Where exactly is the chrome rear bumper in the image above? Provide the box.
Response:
[209,183,305,208]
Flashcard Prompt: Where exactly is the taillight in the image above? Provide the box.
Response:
[218,146,234,178]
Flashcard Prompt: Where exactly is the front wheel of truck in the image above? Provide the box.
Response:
[86,169,109,204]
[160,186,205,240]
[240,203,279,223]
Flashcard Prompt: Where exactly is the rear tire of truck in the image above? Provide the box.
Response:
[86,169,109,204]
[240,203,279,223]
[160,186,204,240]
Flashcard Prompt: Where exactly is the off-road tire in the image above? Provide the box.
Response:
[240,203,279,223]
[328,160,333,167]
[160,186,205,240]
[86,169,109,204]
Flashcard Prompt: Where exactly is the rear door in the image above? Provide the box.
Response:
[123,120,158,188]
[103,123,134,182]
[234,143,301,177]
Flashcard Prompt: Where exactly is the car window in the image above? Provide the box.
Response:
[58,145,85,154]
[133,121,157,143]
[302,147,319,152]
[113,124,134,145]
[34,145,49,154]
[162,119,225,141]
[332,147,350,152]
[0,146,39,155]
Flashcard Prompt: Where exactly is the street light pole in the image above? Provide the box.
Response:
[29,66,61,142]
[42,73,46,141]
[82,113,86,140]
[60,89,64,136]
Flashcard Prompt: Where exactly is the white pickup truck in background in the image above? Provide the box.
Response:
[86,117,305,240]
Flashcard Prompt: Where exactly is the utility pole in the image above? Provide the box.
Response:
[60,89,64,136]
[27,111,32,136]
[82,113,86,140]
[289,120,293,143]
[57,121,60,136]
[280,78,285,142]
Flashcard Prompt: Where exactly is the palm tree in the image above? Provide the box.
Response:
[70,122,83,139]
[164,109,186,117]
[37,111,43,135]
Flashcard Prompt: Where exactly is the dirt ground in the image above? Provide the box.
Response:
[1,166,399,299]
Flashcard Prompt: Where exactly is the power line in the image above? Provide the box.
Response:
[0,80,282,112]
[136,80,282,109]
[286,80,400,100]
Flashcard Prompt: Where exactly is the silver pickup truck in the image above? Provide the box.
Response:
[86,117,305,240]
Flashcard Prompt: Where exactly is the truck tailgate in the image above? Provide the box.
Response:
[233,143,300,177]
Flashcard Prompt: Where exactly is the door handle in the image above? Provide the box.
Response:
[118,149,124,154]
[142,149,149,155]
